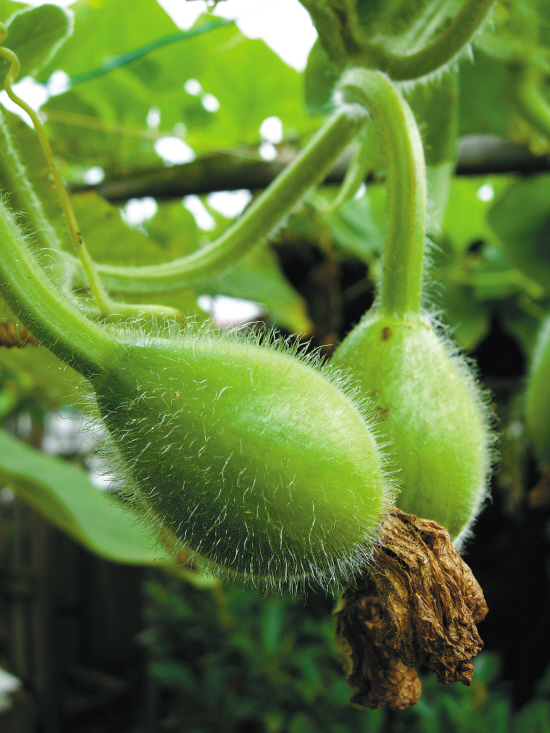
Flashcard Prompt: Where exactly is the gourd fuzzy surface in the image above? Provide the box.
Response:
[89,321,395,593]
[332,311,494,548]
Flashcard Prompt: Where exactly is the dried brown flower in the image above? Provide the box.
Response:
[334,508,488,709]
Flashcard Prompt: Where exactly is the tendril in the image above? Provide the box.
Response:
[0,23,183,325]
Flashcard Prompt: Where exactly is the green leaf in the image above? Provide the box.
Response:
[37,0,176,81]
[0,1,23,24]
[439,282,490,351]
[72,191,188,266]
[68,192,205,318]
[67,19,233,86]
[430,177,518,349]
[41,6,317,174]
[304,39,339,116]
[0,428,165,563]
[205,246,313,334]
[0,344,83,403]
[459,50,513,138]
[407,72,459,168]
[0,5,72,83]
[488,174,550,292]
[0,428,214,587]
[325,192,384,263]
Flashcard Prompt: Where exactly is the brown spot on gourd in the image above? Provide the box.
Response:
[381,327,392,341]
[376,406,390,422]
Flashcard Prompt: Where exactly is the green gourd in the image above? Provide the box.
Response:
[332,314,491,544]
[525,315,550,468]
[93,328,392,589]
[332,69,493,546]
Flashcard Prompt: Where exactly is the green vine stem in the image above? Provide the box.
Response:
[326,124,376,212]
[507,61,550,144]
[338,68,427,317]
[0,197,117,380]
[298,0,349,68]
[0,24,183,325]
[69,105,369,295]
[0,25,112,308]
[0,108,63,258]
[364,0,495,81]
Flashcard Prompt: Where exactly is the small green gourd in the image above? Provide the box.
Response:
[525,314,550,468]
[332,314,491,544]
[94,328,392,588]
[333,69,493,546]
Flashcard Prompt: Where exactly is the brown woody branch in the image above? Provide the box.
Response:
[75,136,550,203]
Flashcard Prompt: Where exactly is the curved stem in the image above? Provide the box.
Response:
[70,105,369,294]
[507,61,550,144]
[298,0,349,68]
[0,197,117,381]
[0,25,113,313]
[338,69,427,318]
[0,25,187,325]
[368,0,495,81]
[326,124,376,212]
[0,108,63,257]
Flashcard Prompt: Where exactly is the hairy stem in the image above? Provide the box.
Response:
[338,69,426,317]
[0,108,63,256]
[370,0,495,81]
[0,198,117,380]
[0,25,113,315]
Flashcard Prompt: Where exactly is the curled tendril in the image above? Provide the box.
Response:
[0,22,183,325]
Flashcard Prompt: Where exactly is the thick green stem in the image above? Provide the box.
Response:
[327,124,377,212]
[369,0,495,81]
[71,105,368,295]
[338,69,427,318]
[0,198,117,381]
[507,62,550,144]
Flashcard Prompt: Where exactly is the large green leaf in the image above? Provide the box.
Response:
[0,1,23,23]
[0,428,166,564]
[41,4,316,174]
[0,428,214,587]
[0,4,72,83]
[38,0,176,80]
[459,50,513,139]
[0,345,82,403]
[72,191,191,266]
[432,177,516,349]
[488,174,550,292]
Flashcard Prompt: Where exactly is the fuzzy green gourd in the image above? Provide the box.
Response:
[525,315,550,468]
[332,314,491,543]
[333,69,492,545]
[93,329,391,588]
